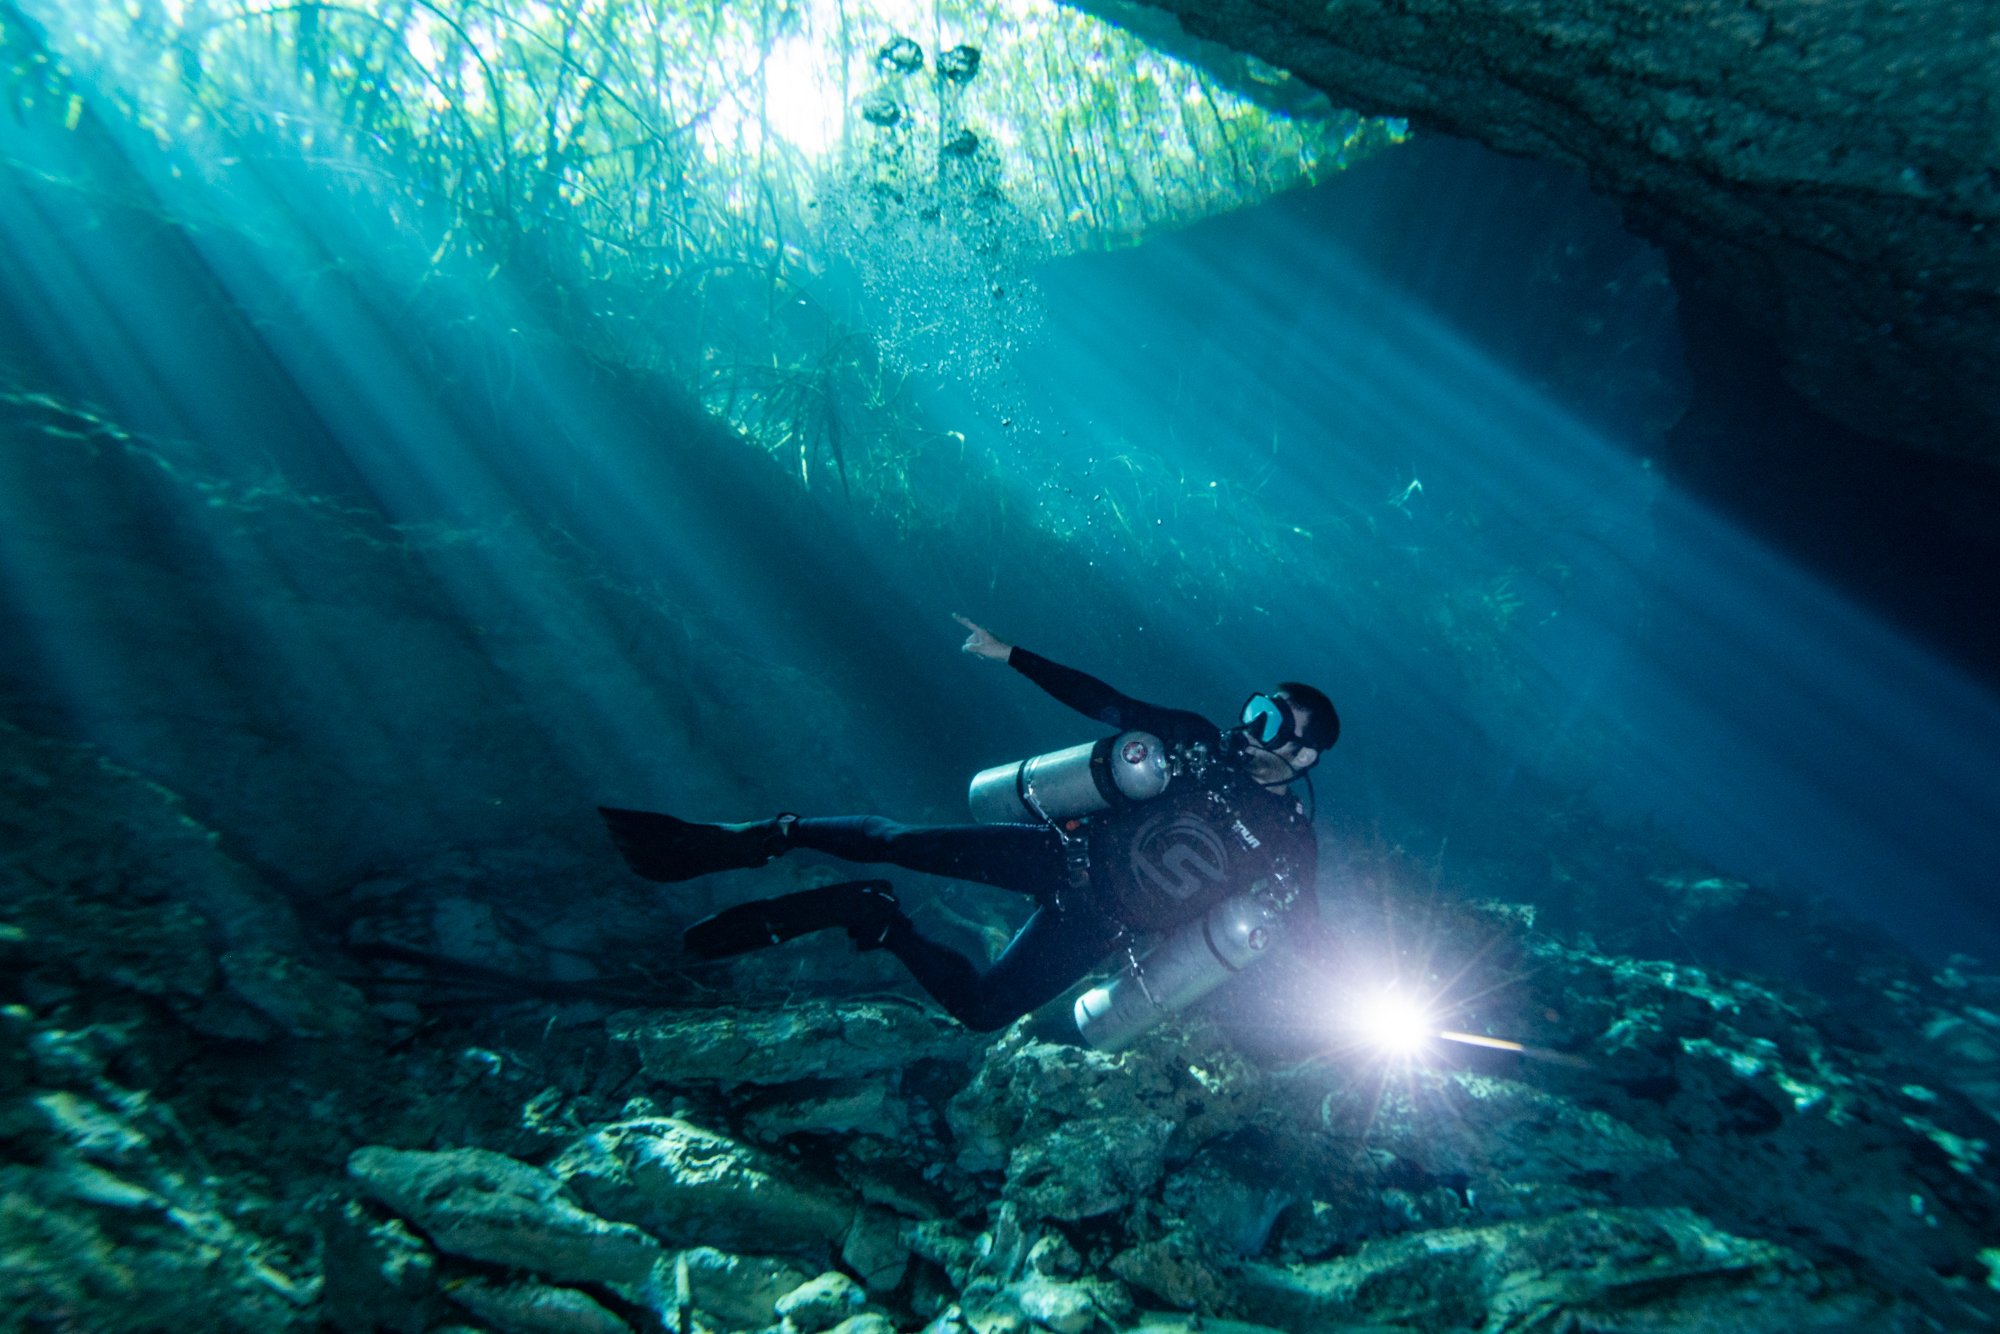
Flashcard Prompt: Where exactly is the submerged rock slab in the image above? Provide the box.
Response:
[447,1275,633,1334]
[1239,1205,1884,1332]
[1004,1113,1178,1221]
[680,1247,814,1328]
[775,1271,868,1332]
[347,1145,663,1287]
[551,1116,858,1255]
[1318,1068,1676,1186]
[1005,1274,1134,1334]
[0,719,372,1041]
[744,1077,911,1141]
[609,1000,977,1087]
[319,1201,444,1334]
[1109,1230,1234,1312]
[948,1028,1262,1175]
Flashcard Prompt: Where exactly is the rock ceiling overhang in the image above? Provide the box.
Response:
[1074,0,2000,464]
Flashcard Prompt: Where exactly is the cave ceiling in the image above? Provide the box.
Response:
[1077,0,2000,467]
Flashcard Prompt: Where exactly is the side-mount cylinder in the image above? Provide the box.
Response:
[1071,892,1282,1052]
[967,730,1168,825]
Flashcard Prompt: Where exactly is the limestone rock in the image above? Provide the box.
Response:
[826,1315,898,1334]
[347,1145,663,1286]
[836,1141,950,1220]
[1125,1317,1290,1334]
[320,1200,444,1334]
[447,1276,633,1334]
[948,1027,1259,1177]
[906,1219,979,1288]
[1160,1150,1295,1257]
[0,1158,311,1331]
[1004,1114,1176,1221]
[679,1247,813,1328]
[841,1205,912,1292]
[1319,1069,1675,1186]
[1005,1275,1130,1334]
[0,720,309,964]
[744,1077,910,1141]
[1238,1206,1886,1332]
[611,1001,976,1087]
[775,1271,867,1332]
[1109,1230,1234,1312]
[222,947,377,1040]
[552,1116,856,1255]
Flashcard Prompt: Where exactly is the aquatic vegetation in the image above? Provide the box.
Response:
[3,0,1422,651]
[12,0,1392,349]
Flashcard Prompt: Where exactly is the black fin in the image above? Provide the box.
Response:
[683,880,899,959]
[598,807,782,883]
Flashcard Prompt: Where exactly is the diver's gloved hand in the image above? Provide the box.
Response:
[954,613,1013,663]
[683,880,903,959]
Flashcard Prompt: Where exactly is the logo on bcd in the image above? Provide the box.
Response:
[1129,814,1230,901]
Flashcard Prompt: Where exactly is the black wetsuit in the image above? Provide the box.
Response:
[789,648,1318,1030]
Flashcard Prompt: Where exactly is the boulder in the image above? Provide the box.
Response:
[1318,1069,1675,1187]
[775,1271,867,1332]
[948,1027,1259,1177]
[1003,1114,1176,1221]
[679,1246,813,1328]
[744,1077,910,1141]
[552,1116,855,1255]
[1239,1206,1886,1332]
[1160,1150,1295,1257]
[1004,1275,1130,1334]
[221,947,377,1041]
[842,1206,913,1292]
[1108,1230,1234,1313]
[319,1200,444,1334]
[347,1145,662,1286]
[446,1276,633,1334]
[610,1001,976,1088]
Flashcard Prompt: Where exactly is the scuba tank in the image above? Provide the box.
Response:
[1072,890,1283,1052]
[967,731,1170,825]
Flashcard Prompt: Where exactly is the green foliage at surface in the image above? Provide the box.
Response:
[3,0,1606,731]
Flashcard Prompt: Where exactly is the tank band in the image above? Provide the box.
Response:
[1201,911,1243,974]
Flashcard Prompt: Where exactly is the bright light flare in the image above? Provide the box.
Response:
[1345,988,1542,1064]
[1354,990,1436,1056]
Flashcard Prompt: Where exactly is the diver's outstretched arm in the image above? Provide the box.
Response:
[955,614,1201,739]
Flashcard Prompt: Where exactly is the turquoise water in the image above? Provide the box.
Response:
[3,4,1999,1328]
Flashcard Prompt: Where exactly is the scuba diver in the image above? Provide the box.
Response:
[601,615,1337,1043]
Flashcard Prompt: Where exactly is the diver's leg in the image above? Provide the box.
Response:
[881,902,1125,1033]
[600,810,1060,889]
[684,880,900,959]
[788,816,1065,896]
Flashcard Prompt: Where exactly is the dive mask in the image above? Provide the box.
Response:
[1239,693,1300,748]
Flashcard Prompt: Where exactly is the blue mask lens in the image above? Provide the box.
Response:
[1241,694,1288,745]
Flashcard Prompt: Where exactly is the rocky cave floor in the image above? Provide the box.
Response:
[5,716,2000,1334]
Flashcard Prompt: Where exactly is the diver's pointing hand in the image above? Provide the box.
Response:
[954,614,1013,662]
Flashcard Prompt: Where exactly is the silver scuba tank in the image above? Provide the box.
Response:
[967,730,1169,825]
[1071,891,1282,1052]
